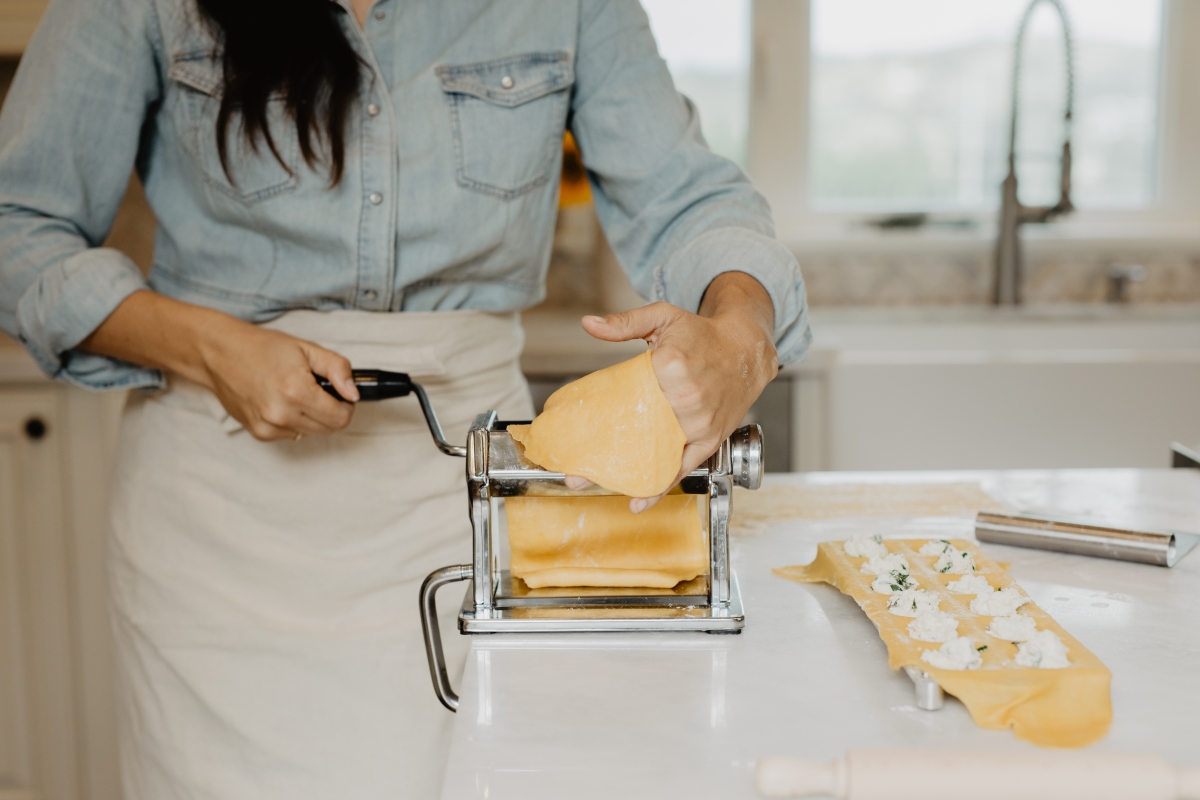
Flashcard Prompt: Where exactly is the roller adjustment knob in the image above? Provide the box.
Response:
[729,423,763,490]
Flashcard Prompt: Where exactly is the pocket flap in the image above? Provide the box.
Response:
[436,51,574,108]
[169,50,223,97]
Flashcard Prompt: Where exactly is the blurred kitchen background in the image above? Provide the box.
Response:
[2,3,1199,800]
[3,0,1197,477]
[533,0,1200,476]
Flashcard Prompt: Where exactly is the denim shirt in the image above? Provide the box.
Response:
[0,0,810,390]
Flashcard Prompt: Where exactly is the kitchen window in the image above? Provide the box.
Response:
[645,0,1200,245]
[642,0,751,167]
[809,0,1162,212]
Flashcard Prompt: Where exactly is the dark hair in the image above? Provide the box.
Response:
[196,0,362,186]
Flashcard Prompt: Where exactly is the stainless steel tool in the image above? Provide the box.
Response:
[319,369,763,711]
[975,510,1200,568]
[902,666,944,711]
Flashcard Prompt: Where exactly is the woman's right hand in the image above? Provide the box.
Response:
[80,291,360,441]
[196,317,359,440]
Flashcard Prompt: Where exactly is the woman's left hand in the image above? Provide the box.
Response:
[573,271,778,512]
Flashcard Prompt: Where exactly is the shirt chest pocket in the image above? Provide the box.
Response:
[168,52,300,205]
[436,52,575,200]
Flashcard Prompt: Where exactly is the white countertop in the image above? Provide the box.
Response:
[439,468,1200,799]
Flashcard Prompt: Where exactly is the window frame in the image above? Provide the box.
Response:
[747,0,1200,255]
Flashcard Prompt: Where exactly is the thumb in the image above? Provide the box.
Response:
[581,302,681,344]
[303,342,359,402]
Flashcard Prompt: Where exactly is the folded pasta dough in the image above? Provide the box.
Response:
[508,351,684,497]
[506,494,707,588]
[776,539,1112,748]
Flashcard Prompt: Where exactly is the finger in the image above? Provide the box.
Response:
[258,396,342,435]
[564,475,595,491]
[630,493,665,514]
[244,417,303,442]
[282,376,354,431]
[293,346,356,430]
[629,444,711,514]
[678,440,720,481]
[298,406,353,434]
[581,302,682,344]
[305,343,359,403]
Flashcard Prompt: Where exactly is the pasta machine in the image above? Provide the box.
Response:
[319,369,763,711]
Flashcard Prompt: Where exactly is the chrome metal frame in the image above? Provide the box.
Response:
[417,407,764,711]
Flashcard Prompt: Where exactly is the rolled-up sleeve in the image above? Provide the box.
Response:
[0,0,164,389]
[570,0,811,365]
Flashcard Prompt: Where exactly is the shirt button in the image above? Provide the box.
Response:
[362,289,378,300]
[367,103,380,116]
[500,76,514,89]
[369,192,383,205]
[374,9,386,20]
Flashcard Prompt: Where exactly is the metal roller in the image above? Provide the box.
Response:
[975,510,1199,568]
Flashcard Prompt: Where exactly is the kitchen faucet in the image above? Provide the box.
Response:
[993,0,1076,305]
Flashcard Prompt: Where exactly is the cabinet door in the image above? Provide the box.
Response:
[0,389,80,800]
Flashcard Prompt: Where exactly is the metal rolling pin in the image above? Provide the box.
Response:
[975,510,1200,568]
[756,750,1200,800]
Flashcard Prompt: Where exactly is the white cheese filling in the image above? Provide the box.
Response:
[920,636,984,671]
[935,548,977,574]
[969,587,1029,617]
[844,534,890,560]
[918,539,955,556]
[886,588,939,617]
[871,569,918,594]
[860,552,910,576]
[907,610,960,642]
[987,613,1038,642]
[1015,630,1071,669]
[946,574,993,595]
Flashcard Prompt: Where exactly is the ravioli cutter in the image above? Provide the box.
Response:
[319,369,764,711]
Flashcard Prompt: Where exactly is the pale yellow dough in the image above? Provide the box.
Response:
[506,494,707,588]
[775,539,1112,748]
[508,350,684,497]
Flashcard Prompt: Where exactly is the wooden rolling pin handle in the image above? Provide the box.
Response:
[756,757,843,798]
[756,751,1200,800]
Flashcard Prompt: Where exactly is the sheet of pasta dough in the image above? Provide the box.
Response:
[508,350,684,498]
[506,494,707,588]
[776,539,1112,748]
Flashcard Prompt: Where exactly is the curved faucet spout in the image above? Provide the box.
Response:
[993,0,1076,306]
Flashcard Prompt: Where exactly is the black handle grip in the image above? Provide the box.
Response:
[316,369,415,402]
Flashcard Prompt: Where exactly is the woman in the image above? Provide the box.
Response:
[0,0,810,795]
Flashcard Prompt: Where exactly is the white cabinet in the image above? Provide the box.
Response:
[793,308,1200,472]
[0,375,125,800]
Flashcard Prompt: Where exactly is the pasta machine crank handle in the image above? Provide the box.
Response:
[315,369,466,457]
[419,564,474,712]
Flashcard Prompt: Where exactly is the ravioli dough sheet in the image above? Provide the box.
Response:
[776,539,1112,748]
[507,351,684,497]
[506,494,707,588]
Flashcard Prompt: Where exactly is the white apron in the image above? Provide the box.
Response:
[107,310,533,799]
